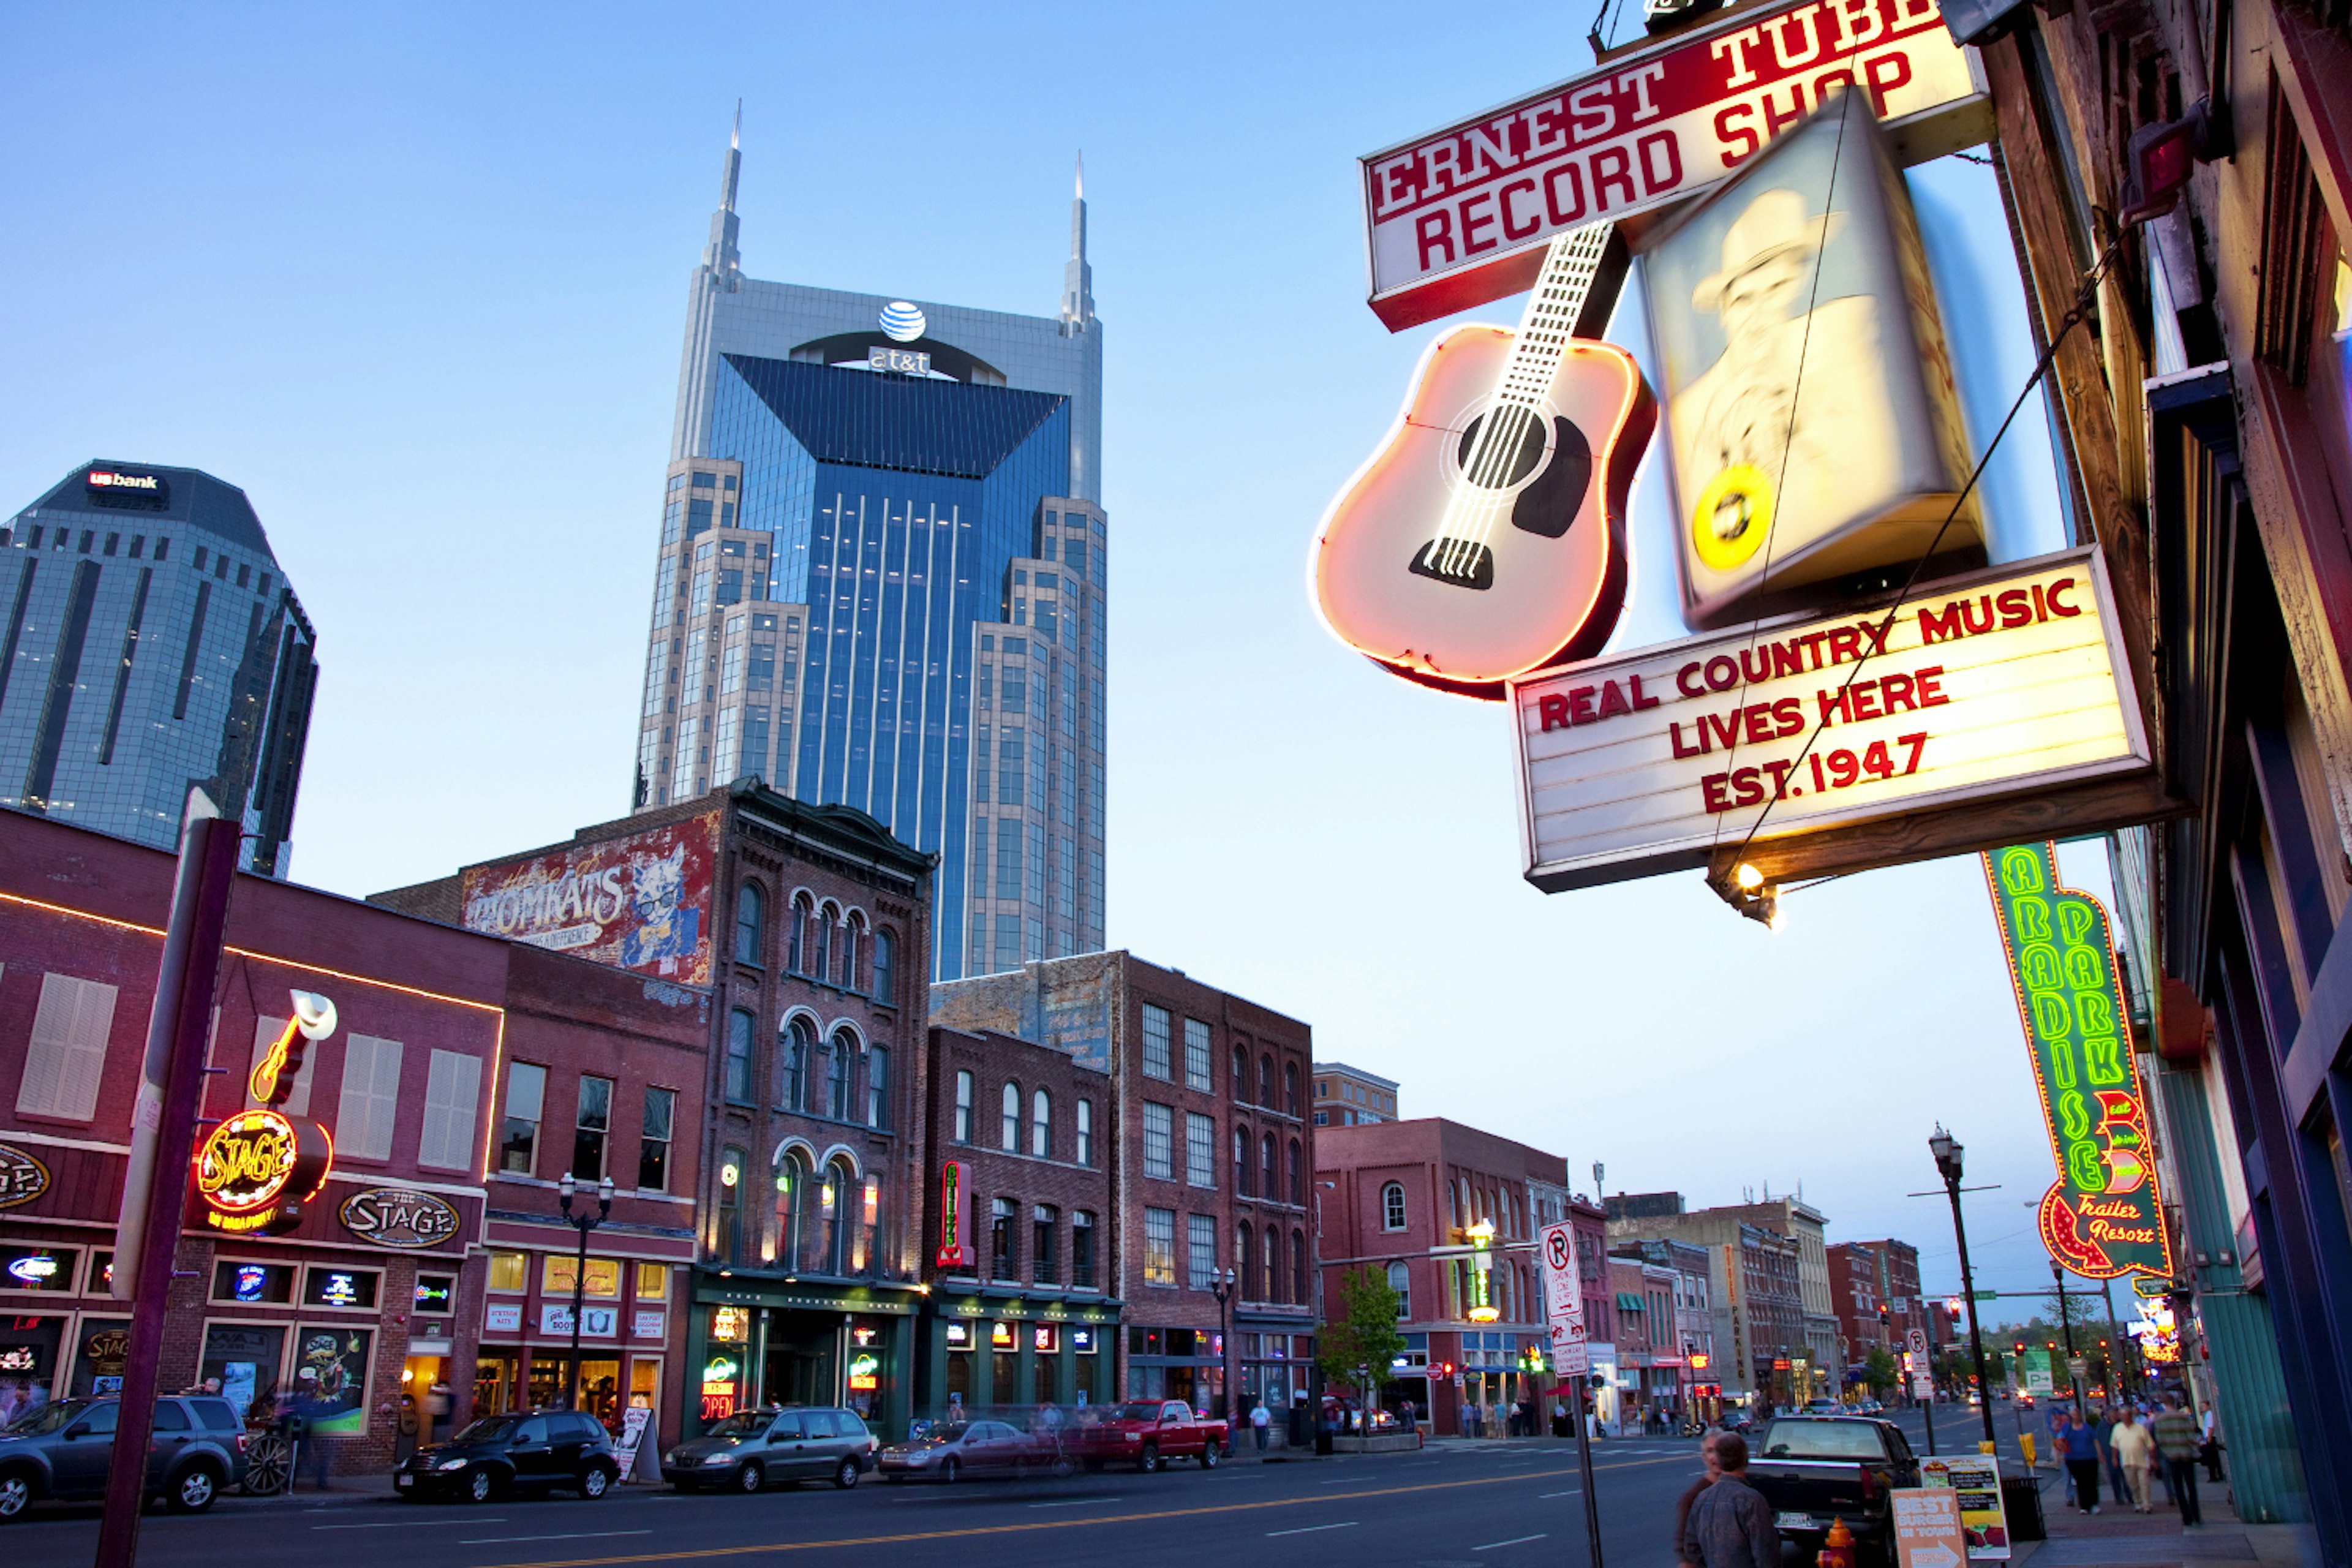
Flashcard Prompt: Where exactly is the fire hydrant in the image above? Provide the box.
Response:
[1817,1517,1858,1568]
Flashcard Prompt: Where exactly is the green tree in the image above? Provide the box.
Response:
[1317,1266,1406,1412]
[1863,1347,1899,1396]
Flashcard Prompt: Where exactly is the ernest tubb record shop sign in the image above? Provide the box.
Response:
[1359,0,1986,328]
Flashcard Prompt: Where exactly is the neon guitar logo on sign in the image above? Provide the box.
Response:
[1312,227,1656,700]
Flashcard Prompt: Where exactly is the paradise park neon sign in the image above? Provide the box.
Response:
[193,992,337,1237]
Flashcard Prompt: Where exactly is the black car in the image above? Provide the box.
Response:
[396,1411,619,1503]
[0,1395,251,1521]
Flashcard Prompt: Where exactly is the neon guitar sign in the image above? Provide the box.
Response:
[1311,225,1655,700]
[194,992,338,1237]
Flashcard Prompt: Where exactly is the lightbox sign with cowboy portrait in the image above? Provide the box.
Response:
[1981,842,2173,1281]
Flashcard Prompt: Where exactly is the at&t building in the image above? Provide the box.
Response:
[638,119,1106,982]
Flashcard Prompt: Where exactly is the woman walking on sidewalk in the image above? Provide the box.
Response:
[2061,1409,2104,1513]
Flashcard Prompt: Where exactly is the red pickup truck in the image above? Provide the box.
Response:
[1074,1400,1230,1472]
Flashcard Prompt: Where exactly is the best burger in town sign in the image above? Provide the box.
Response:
[1510,548,2148,889]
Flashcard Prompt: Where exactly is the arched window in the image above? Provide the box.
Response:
[1387,1259,1411,1318]
[734,884,764,965]
[813,908,834,985]
[866,1045,889,1129]
[774,1148,811,1265]
[1233,1126,1251,1196]
[1258,1054,1274,1108]
[780,1017,813,1111]
[1001,1082,1020,1151]
[1264,1226,1281,1303]
[1382,1182,1407,1231]
[816,1160,850,1275]
[1294,1231,1310,1306]
[1231,1046,1246,1101]
[1284,1061,1299,1117]
[788,895,812,973]
[1237,1221,1255,1298]
[1287,1138,1303,1205]
[871,929,896,1005]
[1031,1088,1052,1159]
[853,1172,881,1275]
[725,1010,755,1104]
[1261,1132,1278,1197]
[840,914,862,989]
[717,1147,744,1265]
[827,1030,856,1120]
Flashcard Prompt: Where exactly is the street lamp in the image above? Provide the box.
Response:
[1207,1267,1238,1433]
[1928,1125,1998,1453]
[557,1172,616,1412]
[2051,1261,2086,1415]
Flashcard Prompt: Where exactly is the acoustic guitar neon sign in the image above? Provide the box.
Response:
[194,992,337,1237]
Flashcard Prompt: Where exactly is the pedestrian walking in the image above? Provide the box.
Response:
[2060,1409,2104,1513]
[2111,1409,2154,1512]
[1251,1398,1270,1452]
[2097,1408,2130,1512]
[2200,1410,2226,1483]
[1675,1432,1726,1568]
[2048,1407,2075,1501]
[1461,1396,1479,1438]
[1681,1434,1781,1568]
[2152,1396,2203,1526]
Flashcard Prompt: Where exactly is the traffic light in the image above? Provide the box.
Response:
[1947,1300,1965,1328]
[2013,1341,2025,1355]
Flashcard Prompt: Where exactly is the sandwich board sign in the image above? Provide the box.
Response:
[1893,1488,1969,1568]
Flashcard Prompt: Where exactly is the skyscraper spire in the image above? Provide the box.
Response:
[1060,151,1093,330]
[703,100,743,290]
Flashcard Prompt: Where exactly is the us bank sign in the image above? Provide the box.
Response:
[1509,548,2147,889]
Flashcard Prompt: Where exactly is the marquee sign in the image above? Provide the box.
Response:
[1357,0,1985,328]
[1982,841,2173,1281]
[935,1161,974,1270]
[1511,548,2147,890]
[337,1186,462,1250]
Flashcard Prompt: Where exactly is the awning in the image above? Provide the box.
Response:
[1615,1291,1643,1311]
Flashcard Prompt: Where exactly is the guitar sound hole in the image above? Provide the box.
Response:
[1456,412,1546,489]
[1408,538,1494,590]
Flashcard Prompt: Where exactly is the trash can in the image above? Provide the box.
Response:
[2001,1475,2046,1542]
[1314,1416,1335,1456]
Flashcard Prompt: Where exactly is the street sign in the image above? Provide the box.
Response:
[1892,1488,1968,1568]
[1356,0,1990,329]
[1907,1327,1929,1356]
[1540,1221,1591,1375]
[2067,1356,2089,1382]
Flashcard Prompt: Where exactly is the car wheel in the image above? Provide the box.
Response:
[736,1462,764,1494]
[1137,1442,1161,1474]
[832,1459,859,1490]
[0,1472,32,1522]
[940,1458,961,1484]
[579,1465,612,1500]
[1050,1456,1075,1480]
[464,1468,495,1505]
[166,1465,221,1515]
[1200,1444,1220,1469]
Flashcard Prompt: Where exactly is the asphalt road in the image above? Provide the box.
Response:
[2,1436,1716,1568]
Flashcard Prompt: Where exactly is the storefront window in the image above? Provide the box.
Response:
[577,1358,621,1431]
[200,1324,287,1420]
[213,1260,297,1304]
[473,1353,520,1415]
[488,1251,529,1291]
[635,1262,668,1300]
[67,1319,130,1396]
[543,1256,620,1298]
[0,1314,65,1422]
[291,1327,373,1434]
[0,1244,78,1294]
[303,1266,380,1309]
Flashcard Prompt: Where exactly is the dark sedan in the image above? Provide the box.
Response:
[395,1411,619,1503]
[876,1420,1068,1482]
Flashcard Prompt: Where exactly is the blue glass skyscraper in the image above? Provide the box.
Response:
[0,462,317,875]
[638,116,1106,982]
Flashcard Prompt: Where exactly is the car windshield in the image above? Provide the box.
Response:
[1761,1421,1886,1460]
[924,1424,970,1442]
[1108,1404,1163,1421]
[706,1411,771,1438]
[451,1415,522,1443]
[4,1398,92,1435]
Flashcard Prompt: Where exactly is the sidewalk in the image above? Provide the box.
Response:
[2010,1464,2321,1568]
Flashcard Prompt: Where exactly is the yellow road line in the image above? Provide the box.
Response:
[483,1455,1694,1568]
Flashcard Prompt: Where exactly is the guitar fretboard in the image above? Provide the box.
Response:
[1493,222,1616,411]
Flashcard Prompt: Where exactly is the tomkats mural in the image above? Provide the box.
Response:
[1982,842,2174,1281]
[461,813,719,986]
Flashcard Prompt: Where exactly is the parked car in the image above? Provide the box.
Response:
[876,1420,1069,1482]
[395,1410,619,1503]
[1070,1400,1229,1472]
[0,1394,250,1521]
[1804,1399,1845,1416]
[1746,1415,1921,1563]
[662,1406,874,1493]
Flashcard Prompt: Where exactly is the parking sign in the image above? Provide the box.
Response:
[1540,1222,1590,1376]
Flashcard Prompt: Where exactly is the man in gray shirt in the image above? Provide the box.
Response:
[1681,1434,1783,1568]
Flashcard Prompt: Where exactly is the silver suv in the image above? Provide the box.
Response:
[0,1395,251,1521]
[662,1406,875,1493]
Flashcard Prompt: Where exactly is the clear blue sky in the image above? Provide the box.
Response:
[2,1,2101,1314]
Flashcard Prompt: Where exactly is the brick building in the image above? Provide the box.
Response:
[375,778,934,1438]
[1827,1241,1887,1374]
[1310,1062,1397,1127]
[1610,1237,1715,1425]
[1312,1117,1584,1436]
[916,1024,1118,1415]
[1607,1197,1807,1409]
[0,807,705,1479]
[931,953,1313,1417]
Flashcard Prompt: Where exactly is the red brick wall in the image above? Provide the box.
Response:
[920,1027,1112,1288]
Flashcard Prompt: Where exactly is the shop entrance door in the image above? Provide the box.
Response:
[761,1313,836,1409]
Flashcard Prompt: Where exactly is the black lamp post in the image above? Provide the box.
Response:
[2051,1261,2085,1414]
[1207,1265,1237,1431]
[557,1172,616,1412]
[1928,1125,1999,1453]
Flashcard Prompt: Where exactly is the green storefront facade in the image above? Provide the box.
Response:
[684,1272,924,1441]
[918,1282,1123,1419]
